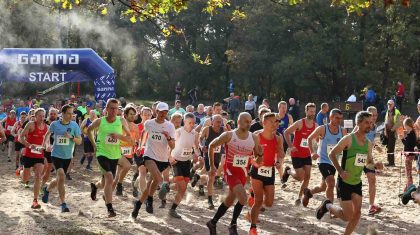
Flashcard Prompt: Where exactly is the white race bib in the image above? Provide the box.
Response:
[354,153,367,167]
[214,146,221,153]
[258,166,272,177]
[121,147,132,156]
[182,147,193,158]
[233,155,249,167]
[151,133,164,143]
[31,145,43,154]
[56,135,70,146]
[105,135,119,145]
[7,126,13,131]
[300,138,309,148]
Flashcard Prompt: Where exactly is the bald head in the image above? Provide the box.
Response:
[289,98,296,105]
[237,112,252,131]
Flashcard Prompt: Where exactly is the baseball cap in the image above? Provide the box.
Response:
[156,102,169,111]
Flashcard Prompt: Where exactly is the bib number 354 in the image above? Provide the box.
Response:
[233,155,249,167]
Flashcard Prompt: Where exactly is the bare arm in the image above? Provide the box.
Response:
[118,118,133,144]
[87,118,101,149]
[19,122,34,147]
[208,132,232,174]
[329,134,352,178]
[284,120,302,148]
[307,126,324,158]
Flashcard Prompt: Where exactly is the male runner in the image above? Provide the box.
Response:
[131,102,175,219]
[197,114,225,209]
[167,113,200,218]
[282,103,317,205]
[80,110,97,170]
[316,111,379,235]
[303,109,346,206]
[88,98,132,217]
[249,112,284,235]
[206,112,262,235]
[41,104,82,212]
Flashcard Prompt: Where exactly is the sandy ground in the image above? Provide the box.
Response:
[0,139,419,235]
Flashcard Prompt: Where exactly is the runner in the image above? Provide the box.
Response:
[132,107,153,198]
[250,108,270,133]
[302,108,346,207]
[249,112,284,235]
[197,114,225,209]
[276,101,293,181]
[316,111,379,235]
[114,106,139,196]
[282,103,317,205]
[12,111,27,170]
[87,98,132,217]
[42,108,58,187]
[41,104,82,212]
[167,112,200,218]
[18,108,48,209]
[364,106,383,215]
[4,110,17,163]
[80,110,97,170]
[206,112,262,235]
[131,102,175,219]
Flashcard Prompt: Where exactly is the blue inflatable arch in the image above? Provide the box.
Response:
[0,48,116,101]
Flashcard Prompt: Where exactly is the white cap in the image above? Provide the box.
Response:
[418,99,420,105]
[156,102,169,111]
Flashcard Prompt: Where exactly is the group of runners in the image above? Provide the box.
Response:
[2,96,420,235]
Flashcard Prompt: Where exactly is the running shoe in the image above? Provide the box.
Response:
[158,182,170,200]
[249,227,258,235]
[116,183,123,196]
[316,199,331,220]
[41,185,49,203]
[402,184,417,205]
[31,199,41,209]
[169,209,182,219]
[281,166,291,184]
[228,224,238,235]
[61,203,70,213]
[302,188,313,207]
[90,183,97,201]
[368,205,382,215]
[206,220,217,235]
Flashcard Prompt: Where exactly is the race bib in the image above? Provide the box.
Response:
[258,166,272,177]
[121,147,132,155]
[300,138,309,148]
[31,145,43,154]
[56,135,70,146]
[214,146,221,153]
[354,153,367,167]
[150,133,164,142]
[233,155,249,167]
[105,135,119,145]
[7,126,13,131]
[182,147,193,158]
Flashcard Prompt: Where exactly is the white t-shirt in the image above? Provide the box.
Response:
[245,101,256,111]
[144,119,176,162]
[171,128,197,161]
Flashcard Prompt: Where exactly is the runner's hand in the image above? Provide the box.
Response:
[311,153,320,160]
[162,131,169,139]
[169,156,177,165]
[209,166,216,177]
[192,154,199,163]
[64,131,73,138]
[290,146,298,153]
[340,171,349,180]
[46,146,52,152]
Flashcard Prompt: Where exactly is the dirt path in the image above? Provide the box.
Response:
[0,141,418,235]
